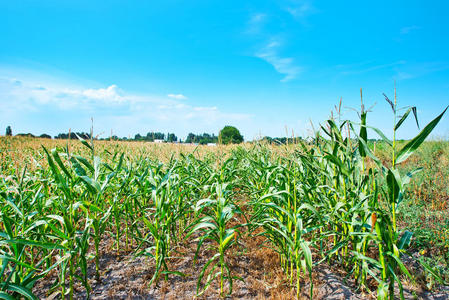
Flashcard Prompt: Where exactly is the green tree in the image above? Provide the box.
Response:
[39,133,52,139]
[145,132,155,141]
[218,126,243,144]
[185,133,196,143]
[5,126,12,136]
[167,133,177,142]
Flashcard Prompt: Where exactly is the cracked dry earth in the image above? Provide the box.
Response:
[34,234,449,300]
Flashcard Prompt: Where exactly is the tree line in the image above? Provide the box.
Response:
[3,125,245,144]
[4,125,395,145]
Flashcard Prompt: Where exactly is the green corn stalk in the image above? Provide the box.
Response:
[187,183,244,297]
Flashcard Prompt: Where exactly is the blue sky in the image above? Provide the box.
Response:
[1,0,448,140]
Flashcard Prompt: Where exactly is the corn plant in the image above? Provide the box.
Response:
[188,183,244,297]
[137,163,192,285]
[251,189,316,298]
[355,97,448,299]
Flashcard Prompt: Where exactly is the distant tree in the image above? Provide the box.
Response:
[54,132,90,140]
[167,133,177,142]
[16,133,35,138]
[260,136,302,145]
[184,132,217,144]
[75,132,90,140]
[134,133,142,140]
[219,126,243,144]
[6,126,12,136]
[145,132,155,142]
[185,133,196,143]
[154,132,165,140]
[54,133,68,139]
[39,133,52,139]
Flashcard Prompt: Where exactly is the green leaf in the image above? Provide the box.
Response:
[197,253,220,295]
[42,146,71,199]
[116,153,124,171]
[351,251,382,269]
[76,134,93,151]
[1,239,65,250]
[187,222,217,238]
[5,198,23,218]
[398,231,413,250]
[386,168,401,203]
[0,292,15,300]
[79,176,101,194]
[324,154,349,176]
[388,252,412,279]
[412,107,419,129]
[418,257,445,284]
[221,231,235,250]
[51,149,72,180]
[359,111,368,157]
[395,106,448,164]
[366,125,393,146]
[402,167,423,185]
[0,283,38,300]
[377,281,388,300]
[351,127,383,168]
[299,241,313,273]
[72,155,94,174]
[161,270,187,277]
[70,157,87,176]
[395,107,415,131]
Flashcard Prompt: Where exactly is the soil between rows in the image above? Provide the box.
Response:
[33,232,449,299]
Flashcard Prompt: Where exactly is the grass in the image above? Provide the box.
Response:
[396,140,449,288]
[0,104,448,300]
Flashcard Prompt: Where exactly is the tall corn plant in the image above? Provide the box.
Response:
[355,96,448,299]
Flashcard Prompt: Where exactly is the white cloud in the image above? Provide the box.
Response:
[256,39,302,82]
[167,93,187,100]
[82,85,124,102]
[0,76,252,137]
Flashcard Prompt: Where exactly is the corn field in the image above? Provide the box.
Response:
[0,100,447,299]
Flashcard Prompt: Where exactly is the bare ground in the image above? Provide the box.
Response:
[34,233,449,300]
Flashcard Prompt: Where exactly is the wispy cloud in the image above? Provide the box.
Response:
[245,13,267,34]
[256,40,302,82]
[284,0,317,24]
[393,61,449,80]
[400,25,421,35]
[334,60,449,82]
[167,93,187,100]
[337,61,406,76]
[286,1,315,19]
